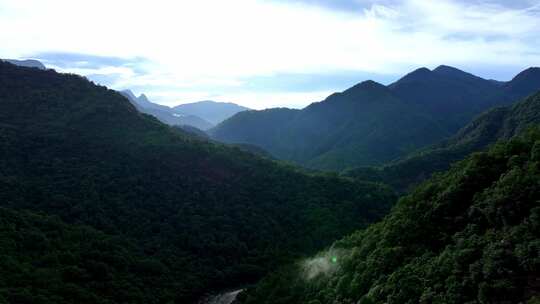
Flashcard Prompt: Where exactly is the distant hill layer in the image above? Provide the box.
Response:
[173,100,250,125]
[345,90,540,192]
[3,58,46,69]
[212,66,540,170]
[0,61,395,303]
[120,90,214,130]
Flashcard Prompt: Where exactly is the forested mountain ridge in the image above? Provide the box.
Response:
[504,67,540,100]
[345,90,540,192]
[388,65,506,131]
[210,107,301,157]
[212,80,449,170]
[0,207,164,304]
[211,66,540,171]
[0,61,395,303]
[237,127,540,304]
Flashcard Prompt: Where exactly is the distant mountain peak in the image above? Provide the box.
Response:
[504,67,540,98]
[4,59,46,70]
[511,67,540,80]
[173,101,250,125]
[345,80,387,93]
[433,65,485,82]
[359,79,385,87]
[138,93,150,101]
[195,100,231,105]
[433,65,462,74]
[390,67,432,85]
[175,100,249,109]
[119,89,214,130]
[413,67,431,73]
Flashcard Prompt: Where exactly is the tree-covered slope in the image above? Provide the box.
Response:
[211,107,301,158]
[345,90,540,192]
[389,65,506,131]
[212,81,449,170]
[0,207,171,304]
[0,62,395,303]
[211,66,540,171]
[504,68,540,101]
[237,128,540,304]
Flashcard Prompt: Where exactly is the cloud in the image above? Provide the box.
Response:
[33,52,147,69]
[0,0,539,108]
[270,0,392,11]
[277,0,539,11]
[301,248,348,280]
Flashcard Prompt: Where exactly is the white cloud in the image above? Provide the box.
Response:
[0,0,539,108]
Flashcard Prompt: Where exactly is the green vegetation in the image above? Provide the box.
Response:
[237,128,540,304]
[0,62,395,303]
[0,207,168,304]
[212,81,449,170]
[211,66,540,171]
[2,61,538,304]
[345,91,540,192]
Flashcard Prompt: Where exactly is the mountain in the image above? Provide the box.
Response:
[345,90,540,192]
[212,80,451,170]
[504,67,540,100]
[3,58,46,70]
[388,65,506,131]
[0,61,395,303]
[173,100,249,125]
[211,107,301,156]
[174,124,210,139]
[237,127,540,304]
[120,90,214,130]
[211,66,540,171]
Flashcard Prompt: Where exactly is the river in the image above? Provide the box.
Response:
[199,289,243,304]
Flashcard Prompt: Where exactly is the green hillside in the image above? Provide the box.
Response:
[212,80,449,170]
[0,62,395,303]
[237,127,540,304]
[211,66,540,171]
[345,90,540,192]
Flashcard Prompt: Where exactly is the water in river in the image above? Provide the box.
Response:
[200,289,243,304]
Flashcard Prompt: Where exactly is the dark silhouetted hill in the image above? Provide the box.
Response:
[212,66,540,171]
[0,61,395,303]
[345,90,540,192]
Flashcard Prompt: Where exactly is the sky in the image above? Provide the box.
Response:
[1,0,539,109]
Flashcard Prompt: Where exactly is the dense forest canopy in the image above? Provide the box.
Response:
[2,1,540,303]
[238,127,540,304]
[345,90,540,192]
[211,66,540,171]
[1,61,539,304]
[0,62,395,303]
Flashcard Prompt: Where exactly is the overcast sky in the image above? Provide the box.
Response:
[1,0,539,109]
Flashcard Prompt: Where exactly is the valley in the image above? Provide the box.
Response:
[2,2,540,302]
[2,59,538,304]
